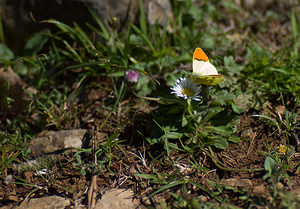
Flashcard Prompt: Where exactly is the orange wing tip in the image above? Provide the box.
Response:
[193,48,209,62]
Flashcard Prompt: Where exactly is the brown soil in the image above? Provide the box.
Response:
[0,80,299,208]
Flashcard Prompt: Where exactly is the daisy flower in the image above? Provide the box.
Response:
[170,77,201,101]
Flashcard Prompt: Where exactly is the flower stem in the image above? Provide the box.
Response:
[186,99,199,124]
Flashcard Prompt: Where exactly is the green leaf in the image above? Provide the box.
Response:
[136,74,153,96]
[164,132,182,139]
[200,107,224,125]
[164,138,170,156]
[23,29,50,56]
[80,168,86,176]
[134,173,155,180]
[223,56,243,75]
[0,43,14,60]
[213,90,235,105]
[182,115,188,127]
[263,156,277,180]
[231,102,244,114]
[149,181,184,198]
[131,24,157,55]
[205,125,234,136]
[213,137,228,149]
[291,11,298,41]
[106,132,119,147]
[228,136,241,143]
[137,0,147,35]
[44,19,76,35]
[89,9,109,40]
[62,40,83,63]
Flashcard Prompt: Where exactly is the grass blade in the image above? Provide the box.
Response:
[148,181,184,198]
[89,9,109,40]
[131,24,157,56]
[138,0,147,35]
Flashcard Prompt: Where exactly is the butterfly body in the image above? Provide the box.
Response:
[190,48,224,85]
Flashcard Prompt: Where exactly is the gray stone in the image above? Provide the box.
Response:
[148,0,174,33]
[0,67,36,118]
[30,129,87,157]
[95,189,139,209]
[0,0,174,52]
[253,185,267,194]
[16,196,70,209]
[4,174,13,185]
[0,0,139,51]
[1,205,13,209]
[220,178,253,188]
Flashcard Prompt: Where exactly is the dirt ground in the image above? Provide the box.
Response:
[0,78,299,208]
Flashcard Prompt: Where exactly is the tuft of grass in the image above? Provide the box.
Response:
[0,130,30,174]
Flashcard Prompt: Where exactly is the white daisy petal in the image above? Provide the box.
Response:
[170,77,202,101]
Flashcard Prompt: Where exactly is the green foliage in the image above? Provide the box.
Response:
[72,132,123,175]
[147,86,241,154]
[264,156,283,182]
[0,43,14,62]
[23,29,50,56]
[0,130,30,174]
[242,43,300,107]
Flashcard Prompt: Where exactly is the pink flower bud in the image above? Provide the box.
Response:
[126,70,140,83]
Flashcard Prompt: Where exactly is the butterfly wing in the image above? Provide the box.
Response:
[190,74,224,85]
[193,60,218,76]
[191,48,224,85]
[193,48,209,62]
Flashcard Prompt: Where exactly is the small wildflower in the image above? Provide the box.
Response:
[277,145,287,154]
[170,77,201,101]
[126,70,140,83]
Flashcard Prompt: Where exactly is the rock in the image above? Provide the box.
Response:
[276,182,284,189]
[276,105,285,116]
[16,196,70,209]
[240,127,255,139]
[0,67,36,119]
[24,171,34,182]
[290,186,300,197]
[5,190,18,202]
[73,205,86,209]
[220,178,253,188]
[88,88,107,101]
[95,189,139,209]
[30,129,87,157]
[253,185,267,195]
[4,174,13,185]
[13,157,56,172]
[0,0,174,52]
[0,0,139,52]
[148,0,174,33]
[240,0,299,13]
[199,195,209,201]
[1,205,13,209]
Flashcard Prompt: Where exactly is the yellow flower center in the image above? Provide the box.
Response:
[182,88,195,97]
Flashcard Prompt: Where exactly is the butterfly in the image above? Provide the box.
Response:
[189,48,224,85]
